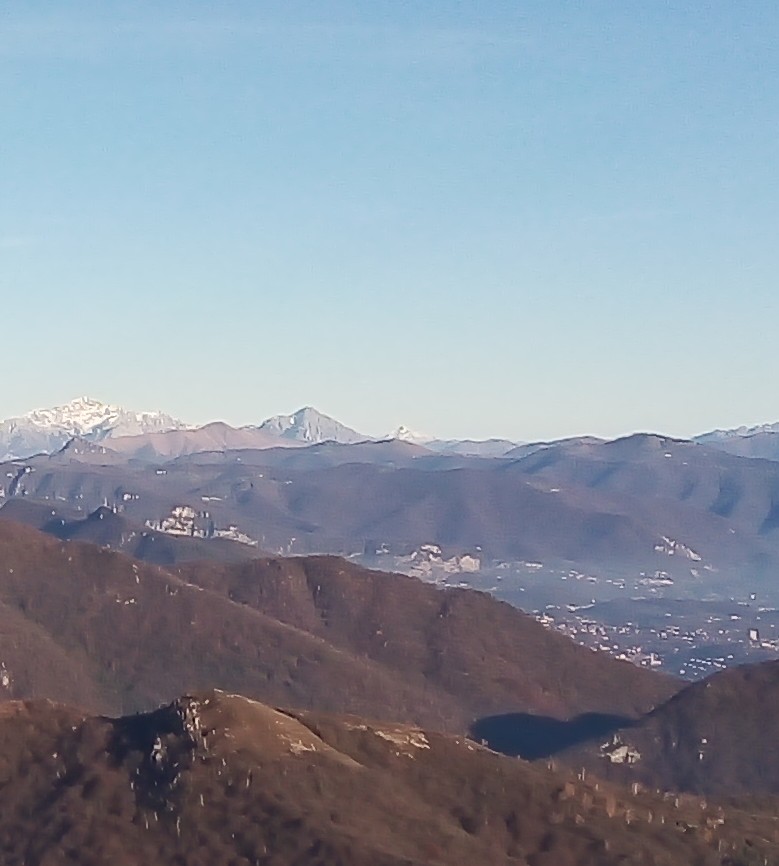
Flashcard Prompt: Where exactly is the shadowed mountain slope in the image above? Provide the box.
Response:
[558,659,779,798]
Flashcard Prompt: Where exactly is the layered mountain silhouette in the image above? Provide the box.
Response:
[5,395,779,464]
[0,398,526,461]
[4,398,779,862]
[0,400,371,461]
[6,400,779,589]
[5,431,779,588]
[0,521,675,725]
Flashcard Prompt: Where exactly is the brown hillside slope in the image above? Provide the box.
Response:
[0,522,471,723]
[0,690,776,866]
[177,554,679,722]
[0,521,676,728]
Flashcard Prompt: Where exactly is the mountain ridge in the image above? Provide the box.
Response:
[0,397,188,461]
[0,520,676,724]
[5,395,779,462]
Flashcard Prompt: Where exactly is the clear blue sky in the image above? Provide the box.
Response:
[1,1,777,441]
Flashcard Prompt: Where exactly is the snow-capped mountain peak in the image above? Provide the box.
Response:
[21,396,185,437]
[0,397,187,461]
[24,396,126,434]
[256,407,366,444]
[696,421,779,441]
[694,420,779,460]
[389,425,434,445]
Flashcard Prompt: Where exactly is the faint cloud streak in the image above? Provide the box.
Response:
[0,235,34,250]
[0,11,528,67]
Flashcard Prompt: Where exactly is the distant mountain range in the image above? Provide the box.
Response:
[0,398,521,461]
[4,402,779,594]
[4,396,779,463]
[389,425,519,457]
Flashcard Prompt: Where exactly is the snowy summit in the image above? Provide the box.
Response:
[0,397,187,461]
[256,406,366,445]
[388,425,434,445]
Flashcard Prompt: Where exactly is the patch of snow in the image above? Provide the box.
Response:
[0,396,188,460]
[653,536,702,561]
[257,406,365,444]
[388,425,434,445]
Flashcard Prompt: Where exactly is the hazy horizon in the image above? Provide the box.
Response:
[0,392,774,444]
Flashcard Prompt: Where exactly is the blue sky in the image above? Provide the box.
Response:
[1,1,777,440]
